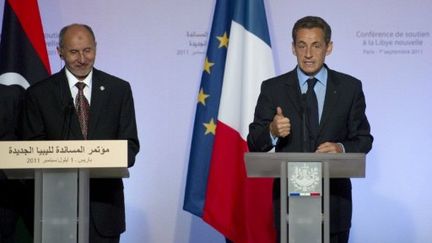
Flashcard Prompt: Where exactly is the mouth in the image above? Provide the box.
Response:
[74,65,91,73]
[303,60,314,66]
[76,63,89,68]
[72,66,91,78]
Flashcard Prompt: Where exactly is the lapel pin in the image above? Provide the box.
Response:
[100,86,105,91]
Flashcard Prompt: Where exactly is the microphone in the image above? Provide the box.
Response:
[301,94,308,152]
[62,98,74,140]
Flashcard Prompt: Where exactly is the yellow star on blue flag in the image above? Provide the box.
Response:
[203,118,216,135]
[217,32,229,48]
[204,57,214,74]
[198,88,210,105]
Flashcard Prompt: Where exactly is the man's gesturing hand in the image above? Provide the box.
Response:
[269,107,291,138]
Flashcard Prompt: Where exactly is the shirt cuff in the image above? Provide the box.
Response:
[270,132,278,146]
[337,142,346,153]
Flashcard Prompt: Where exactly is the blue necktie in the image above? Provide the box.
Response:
[306,78,319,145]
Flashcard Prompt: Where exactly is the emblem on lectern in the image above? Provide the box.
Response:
[289,164,320,192]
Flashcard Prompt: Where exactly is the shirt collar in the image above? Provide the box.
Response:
[65,68,93,89]
[297,65,328,87]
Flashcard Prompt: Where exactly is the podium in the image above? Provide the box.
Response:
[0,140,128,243]
[244,152,365,243]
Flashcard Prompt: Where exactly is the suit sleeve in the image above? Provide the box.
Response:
[247,81,276,152]
[342,82,373,153]
[118,83,140,167]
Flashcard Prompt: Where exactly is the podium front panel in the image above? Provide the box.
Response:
[40,170,78,243]
[0,140,129,243]
[288,162,322,243]
[245,152,366,243]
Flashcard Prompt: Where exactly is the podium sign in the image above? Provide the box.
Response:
[0,140,128,243]
[245,152,365,243]
[1,140,127,169]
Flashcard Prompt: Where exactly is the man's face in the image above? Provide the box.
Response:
[292,27,332,76]
[58,26,96,80]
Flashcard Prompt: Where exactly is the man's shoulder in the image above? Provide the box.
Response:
[26,71,63,94]
[93,68,130,87]
[325,67,364,94]
[327,67,361,84]
[261,69,296,88]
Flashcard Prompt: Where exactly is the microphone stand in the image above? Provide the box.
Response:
[301,94,309,152]
[62,98,74,140]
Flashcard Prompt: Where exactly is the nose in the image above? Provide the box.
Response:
[305,47,312,58]
[78,52,86,63]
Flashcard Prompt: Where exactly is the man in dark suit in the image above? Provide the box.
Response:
[0,84,26,243]
[247,16,373,243]
[21,24,139,243]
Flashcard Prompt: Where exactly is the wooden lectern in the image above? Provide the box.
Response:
[245,152,365,243]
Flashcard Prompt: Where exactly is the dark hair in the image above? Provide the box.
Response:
[292,16,331,44]
[58,24,96,48]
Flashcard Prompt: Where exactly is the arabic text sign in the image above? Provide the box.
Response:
[0,140,127,169]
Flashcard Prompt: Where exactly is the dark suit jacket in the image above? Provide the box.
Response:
[247,65,373,233]
[0,84,24,237]
[21,68,140,237]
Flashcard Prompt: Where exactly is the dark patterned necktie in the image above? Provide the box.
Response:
[75,82,90,139]
[306,78,319,141]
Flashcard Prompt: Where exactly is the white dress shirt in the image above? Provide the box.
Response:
[66,68,93,105]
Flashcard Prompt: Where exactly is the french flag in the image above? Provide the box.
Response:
[184,0,276,242]
[0,0,51,88]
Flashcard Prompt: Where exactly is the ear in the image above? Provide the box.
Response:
[291,42,296,56]
[57,47,64,59]
[326,41,333,56]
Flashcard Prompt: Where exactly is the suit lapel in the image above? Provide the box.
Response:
[88,70,109,139]
[319,69,341,133]
[283,70,303,117]
[57,70,73,110]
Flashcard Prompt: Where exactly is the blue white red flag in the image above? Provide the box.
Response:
[184,0,276,242]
